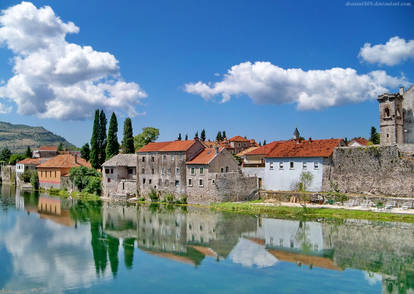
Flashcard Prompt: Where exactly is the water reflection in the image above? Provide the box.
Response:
[1,186,414,293]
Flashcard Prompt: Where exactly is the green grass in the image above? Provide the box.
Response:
[210,202,414,223]
[43,188,100,201]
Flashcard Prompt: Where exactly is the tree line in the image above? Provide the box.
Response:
[176,130,227,142]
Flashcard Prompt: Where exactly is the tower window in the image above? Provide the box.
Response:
[384,107,390,118]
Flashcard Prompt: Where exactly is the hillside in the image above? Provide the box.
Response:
[0,121,76,153]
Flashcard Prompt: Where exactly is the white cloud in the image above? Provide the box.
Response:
[0,102,11,113]
[184,61,409,110]
[359,36,414,66]
[0,2,147,120]
[229,238,278,268]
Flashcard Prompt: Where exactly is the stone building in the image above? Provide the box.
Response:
[378,86,414,145]
[33,146,59,158]
[136,139,205,197]
[102,154,137,198]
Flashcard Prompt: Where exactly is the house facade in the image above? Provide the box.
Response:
[16,157,41,176]
[223,136,258,155]
[348,138,369,147]
[263,139,343,192]
[37,153,91,189]
[33,146,59,158]
[102,154,137,198]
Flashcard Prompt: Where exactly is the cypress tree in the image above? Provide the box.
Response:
[263,140,267,145]
[222,131,226,140]
[200,129,206,141]
[81,143,90,161]
[185,134,188,140]
[25,146,32,158]
[90,110,100,169]
[99,110,107,166]
[194,131,199,139]
[177,133,182,141]
[122,117,135,153]
[106,112,119,160]
[216,131,222,141]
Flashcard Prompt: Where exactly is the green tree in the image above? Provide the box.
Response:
[99,110,107,166]
[263,140,267,145]
[177,133,182,141]
[69,166,102,194]
[134,127,159,150]
[194,131,199,139]
[30,170,39,190]
[107,236,120,277]
[200,129,206,141]
[9,154,25,165]
[298,171,314,191]
[57,142,64,152]
[370,126,380,144]
[185,134,188,140]
[106,112,119,160]
[90,110,100,169]
[222,131,226,139]
[216,131,222,141]
[25,146,32,158]
[123,238,135,269]
[0,148,11,163]
[80,143,90,161]
[122,117,135,153]
[344,137,349,146]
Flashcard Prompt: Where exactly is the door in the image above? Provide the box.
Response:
[258,177,262,189]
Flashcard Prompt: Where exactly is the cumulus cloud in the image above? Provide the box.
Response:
[184,61,408,110]
[229,238,278,268]
[0,2,147,119]
[359,36,414,66]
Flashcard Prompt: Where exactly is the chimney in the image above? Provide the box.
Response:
[400,87,405,95]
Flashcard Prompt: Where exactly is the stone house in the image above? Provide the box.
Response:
[263,139,343,192]
[102,154,137,198]
[16,157,41,187]
[37,153,91,189]
[222,136,258,155]
[136,139,205,197]
[33,146,59,158]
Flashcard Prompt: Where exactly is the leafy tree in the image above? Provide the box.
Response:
[9,154,25,165]
[99,110,107,166]
[134,127,160,150]
[81,143,90,161]
[370,126,380,145]
[122,118,135,153]
[185,134,188,140]
[25,146,32,158]
[69,166,102,194]
[57,142,64,152]
[194,131,199,139]
[106,112,119,160]
[216,131,222,141]
[0,148,11,163]
[30,170,39,190]
[200,129,206,141]
[222,131,226,140]
[90,110,100,169]
[177,133,182,141]
[298,171,314,191]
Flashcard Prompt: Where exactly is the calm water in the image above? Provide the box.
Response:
[1,185,414,293]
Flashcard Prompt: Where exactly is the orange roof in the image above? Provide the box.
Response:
[349,138,369,146]
[245,141,285,156]
[17,157,41,165]
[137,140,197,152]
[236,146,260,157]
[37,154,91,169]
[186,147,221,165]
[39,146,58,151]
[229,136,250,142]
[266,139,343,158]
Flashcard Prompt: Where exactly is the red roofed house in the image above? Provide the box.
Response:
[263,138,344,192]
[37,153,91,189]
[136,139,205,197]
[348,138,369,147]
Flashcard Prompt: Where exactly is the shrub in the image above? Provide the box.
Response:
[148,188,159,202]
[20,169,32,183]
[165,193,175,203]
[30,171,39,190]
[82,176,102,195]
[69,166,101,194]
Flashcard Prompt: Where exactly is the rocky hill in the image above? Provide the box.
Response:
[0,121,76,153]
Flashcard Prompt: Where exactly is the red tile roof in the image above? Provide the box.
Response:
[17,158,41,165]
[266,139,343,158]
[186,147,221,165]
[245,141,286,156]
[137,140,197,152]
[349,138,369,146]
[39,146,58,151]
[37,154,91,169]
[229,136,250,142]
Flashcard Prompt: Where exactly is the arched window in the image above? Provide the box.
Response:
[384,107,390,118]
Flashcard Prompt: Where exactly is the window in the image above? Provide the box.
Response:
[314,162,319,170]
[163,155,166,161]
[161,168,165,175]
[270,162,274,170]
[279,162,284,170]
[200,167,204,174]
[290,162,294,169]
[111,169,113,174]
[143,178,146,184]
[188,178,192,186]
[303,162,307,170]
[54,171,57,177]
[191,168,195,175]
[151,156,155,162]
[142,157,145,162]
[151,168,155,174]
[165,179,169,186]
[221,167,224,173]
[384,107,390,118]
[225,166,229,172]
[176,167,180,174]
[175,180,179,186]
[212,179,215,184]
[141,168,145,174]
[149,179,152,184]
[128,168,135,175]
[105,169,110,174]
[199,179,204,187]
[107,178,111,183]
[168,168,171,174]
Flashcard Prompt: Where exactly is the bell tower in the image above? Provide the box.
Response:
[377,93,404,145]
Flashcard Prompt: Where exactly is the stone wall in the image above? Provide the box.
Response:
[0,165,16,185]
[324,145,414,196]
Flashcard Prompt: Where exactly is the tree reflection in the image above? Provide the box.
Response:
[123,238,135,269]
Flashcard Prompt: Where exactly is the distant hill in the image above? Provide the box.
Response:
[0,121,77,153]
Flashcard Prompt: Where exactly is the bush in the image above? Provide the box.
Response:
[82,176,102,195]
[165,193,175,203]
[148,188,159,202]
[20,169,32,183]
[69,166,101,194]
[30,171,39,190]
[9,154,26,165]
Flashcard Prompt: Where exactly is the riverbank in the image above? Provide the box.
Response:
[210,201,414,223]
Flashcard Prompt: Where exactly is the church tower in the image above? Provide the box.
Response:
[377,93,404,145]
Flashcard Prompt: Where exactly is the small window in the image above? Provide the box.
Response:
[163,155,166,161]
[151,168,155,174]
[279,162,284,169]
[161,168,165,175]
[303,162,307,170]
[128,168,134,175]
[151,156,155,162]
[176,167,180,174]
[111,169,113,174]
[200,167,204,174]
[212,179,215,184]
[269,162,274,170]
[142,157,145,162]
[220,167,224,173]
[191,168,195,175]
[143,178,146,184]
[175,180,179,186]
[105,169,110,174]
[188,178,192,186]
[168,168,171,174]
[199,179,203,187]
[141,168,145,174]
[149,179,152,184]
[314,162,319,170]
[290,162,294,169]
[225,166,229,172]
[107,178,111,183]
[165,179,169,186]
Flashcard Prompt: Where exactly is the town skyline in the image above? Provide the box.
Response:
[0,0,413,146]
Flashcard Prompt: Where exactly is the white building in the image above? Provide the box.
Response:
[263,139,343,192]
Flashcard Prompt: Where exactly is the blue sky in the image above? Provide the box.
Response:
[0,0,413,147]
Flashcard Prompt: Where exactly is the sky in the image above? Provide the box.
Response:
[0,0,413,147]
